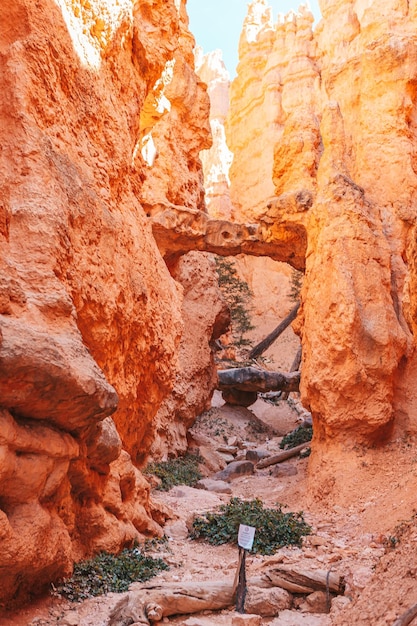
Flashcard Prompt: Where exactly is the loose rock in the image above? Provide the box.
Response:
[164,520,189,540]
[270,463,298,477]
[232,614,262,626]
[246,448,270,462]
[296,590,329,613]
[245,586,292,616]
[195,478,232,494]
[213,461,255,482]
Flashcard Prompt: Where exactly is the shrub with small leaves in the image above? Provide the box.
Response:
[144,453,202,491]
[191,497,311,555]
[280,424,313,450]
[215,256,254,348]
[54,545,168,602]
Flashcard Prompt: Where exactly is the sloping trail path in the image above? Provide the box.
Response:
[0,397,405,626]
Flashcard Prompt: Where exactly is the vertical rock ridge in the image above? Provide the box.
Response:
[207,0,417,482]
[0,0,220,604]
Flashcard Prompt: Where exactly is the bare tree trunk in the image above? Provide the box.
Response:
[392,604,417,626]
[248,303,300,360]
[262,564,345,594]
[108,568,345,625]
[281,346,302,401]
[256,442,309,469]
[108,581,236,625]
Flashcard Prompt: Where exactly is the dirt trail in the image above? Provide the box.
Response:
[3,396,417,626]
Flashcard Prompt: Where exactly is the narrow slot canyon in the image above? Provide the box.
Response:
[1,1,417,625]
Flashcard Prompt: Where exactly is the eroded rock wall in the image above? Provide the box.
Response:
[227,2,318,222]
[151,251,229,460]
[196,44,301,369]
[302,0,417,445]
[0,0,219,604]
[224,0,417,465]
[196,49,234,220]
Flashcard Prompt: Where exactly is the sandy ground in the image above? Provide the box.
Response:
[3,394,417,626]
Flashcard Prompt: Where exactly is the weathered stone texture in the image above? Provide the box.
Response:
[223,0,417,456]
[0,0,212,604]
[301,0,417,447]
[196,49,234,220]
[227,2,319,223]
[5,0,417,607]
[150,251,230,460]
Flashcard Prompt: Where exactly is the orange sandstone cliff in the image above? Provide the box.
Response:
[197,47,301,369]
[204,0,417,499]
[4,0,417,609]
[0,0,226,604]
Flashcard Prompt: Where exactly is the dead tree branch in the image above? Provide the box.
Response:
[256,442,309,469]
[108,581,235,625]
[108,569,345,625]
[248,302,300,360]
[262,565,345,595]
[392,603,417,626]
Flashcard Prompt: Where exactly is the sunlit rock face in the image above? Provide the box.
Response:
[0,0,213,604]
[196,49,234,220]
[151,251,230,460]
[227,2,318,224]
[226,0,417,458]
[303,0,417,448]
[137,6,211,212]
[196,22,302,370]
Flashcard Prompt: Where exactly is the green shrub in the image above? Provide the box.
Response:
[215,256,254,348]
[191,497,311,555]
[280,424,313,450]
[144,453,202,491]
[54,545,168,602]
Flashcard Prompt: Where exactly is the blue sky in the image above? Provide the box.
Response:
[187,0,321,77]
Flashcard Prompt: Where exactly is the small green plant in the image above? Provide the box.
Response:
[215,256,254,348]
[54,545,168,602]
[191,497,311,555]
[144,453,202,491]
[280,424,313,450]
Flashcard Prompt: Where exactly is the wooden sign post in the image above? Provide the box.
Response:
[234,525,256,613]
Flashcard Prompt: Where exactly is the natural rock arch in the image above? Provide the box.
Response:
[149,196,309,271]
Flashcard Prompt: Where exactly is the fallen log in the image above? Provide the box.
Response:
[256,442,309,469]
[262,565,345,595]
[218,367,300,393]
[392,603,417,626]
[249,302,300,359]
[107,569,345,625]
[108,580,236,625]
